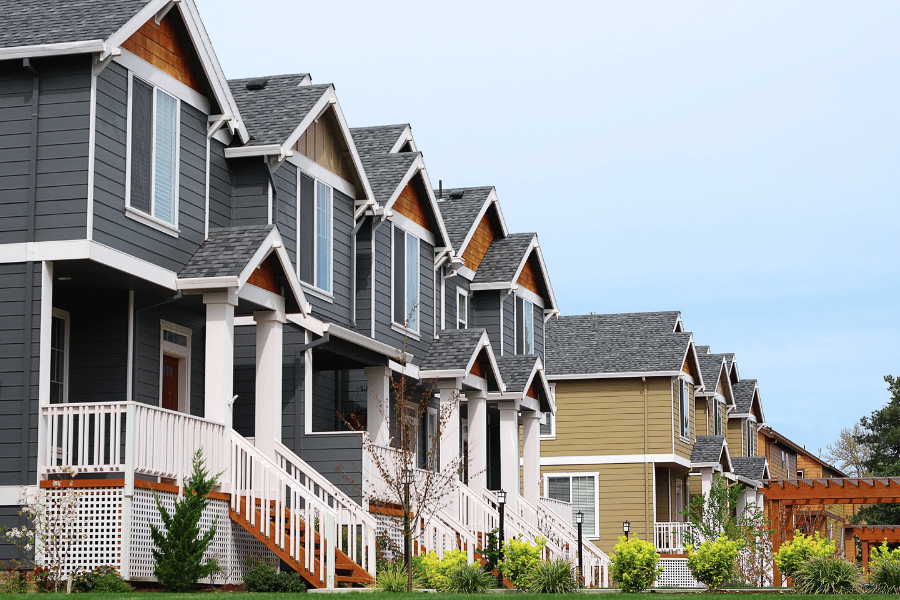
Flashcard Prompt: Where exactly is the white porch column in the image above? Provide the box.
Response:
[204,290,237,427]
[700,467,714,498]
[465,390,488,491]
[254,310,285,460]
[365,366,391,447]
[522,411,541,507]
[498,401,519,511]
[439,381,462,478]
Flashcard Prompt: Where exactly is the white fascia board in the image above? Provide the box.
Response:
[324,321,413,364]
[102,0,168,57]
[548,370,681,381]
[519,395,539,413]
[508,239,557,311]
[753,387,766,424]
[278,87,334,157]
[455,265,475,281]
[516,283,545,309]
[729,412,751,419]
[414,166,451,249]
[0,40,106,61]
[389,125,413,154]
[457,189,496,258]
[287,152,357,199]
[284,313,325,337]
[389,359,419,379]
[224,144,286,159]
[115,50,210,113]
[327,91,377,204]
[469,282,514,292]
[683,339,705,391]
[177,276,239,290]
[235,227,309,316]
[298,74,312,86]
[390,212,435,247]
[420,369,467,380]
[462,330,505,393]
[383,155,424,213]
[540,453,692,468]
[736,476,763,488]
[463,373,488,392]
[722,363,736,407]
[691,462,721,469]
[238,284,285,317]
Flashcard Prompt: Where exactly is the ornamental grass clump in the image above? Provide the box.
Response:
[869,542,900,594]
[525,558,582,594]
[444,563,496,593]
[610,536,662,593]
[686,535,742,590]
[375,562,418,592]
[793,556,861,594]
[773,531,836,579]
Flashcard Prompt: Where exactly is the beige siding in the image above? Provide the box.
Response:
[672,379,695,460]
[542,377,674,457]
[655,467,671,521]
[541,463,654,556]
[727,418,745,457]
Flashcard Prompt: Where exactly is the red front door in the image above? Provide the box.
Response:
[162,355,179,411]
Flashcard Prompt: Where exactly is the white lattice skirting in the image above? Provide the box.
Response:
[47,486,274,582]
[656,557,704,588]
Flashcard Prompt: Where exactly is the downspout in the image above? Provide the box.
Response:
[643,376,650,539]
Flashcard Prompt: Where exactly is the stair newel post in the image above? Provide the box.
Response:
[177,414,185,496]
[326,512,336,589]
[121,401,137,581]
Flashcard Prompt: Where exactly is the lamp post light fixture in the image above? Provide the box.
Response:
[623,520,630,540]
[404,468,413,570]
[575,511,584,585]
[497,490,507,586]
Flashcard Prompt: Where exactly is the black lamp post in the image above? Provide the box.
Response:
[497,490,506,586]
[623,520,630,540]
[403,468,412,569]
[576,511,584,585]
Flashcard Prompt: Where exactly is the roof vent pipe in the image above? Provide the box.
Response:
[438,180,442,200]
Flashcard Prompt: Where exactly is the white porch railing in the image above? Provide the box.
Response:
[539,496,572,523]
[654,521,694,554]
[537,497,610,588]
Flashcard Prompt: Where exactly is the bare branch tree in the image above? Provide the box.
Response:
[823,424,871,477]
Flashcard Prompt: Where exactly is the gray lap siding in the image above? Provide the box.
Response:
[231,158,268,228]
[503,293,515,355]
[471,291,501,355]
[274,162,297,268]
[443,274,471,331]
[304,187,354,327]
[207,139,232,228]
[92,61,208,273]
[354,219,373,333]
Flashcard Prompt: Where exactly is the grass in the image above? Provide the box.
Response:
[2,594,899,600]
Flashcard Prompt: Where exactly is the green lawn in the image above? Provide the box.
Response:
[1,594,895,600]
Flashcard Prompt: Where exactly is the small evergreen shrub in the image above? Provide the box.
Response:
[375,562,417,592]
[793,556,861,594]
[500,535,546,589]
[686,535,742,589]
[72,565,132,593]
[525,558,581,594]
[481,528,500,574]
[773,531,836,579]
[610,536,662,593]
[242,556,305,593]
[444,563,496,593]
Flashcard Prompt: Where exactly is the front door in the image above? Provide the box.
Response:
[162,355,179,411]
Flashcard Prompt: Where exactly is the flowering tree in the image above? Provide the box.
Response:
[1,466,84,592]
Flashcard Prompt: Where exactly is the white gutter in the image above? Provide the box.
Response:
[0,40,106,60]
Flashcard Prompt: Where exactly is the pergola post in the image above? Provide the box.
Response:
[772,500,783,587]
[862,540,869,574]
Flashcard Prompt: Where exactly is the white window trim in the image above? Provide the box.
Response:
[125,72,182,234]
[51,308,70,404]
[456,287,468,329]
[159,320,191,414]
[391,223,421,334]
[539,410,556,440]
[543,471,600,538]
[314,180,334,295]
[522,297,534,355]
[296,175,335,299]
[679,378,691,442]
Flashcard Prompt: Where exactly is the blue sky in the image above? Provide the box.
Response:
[196,0,900,455]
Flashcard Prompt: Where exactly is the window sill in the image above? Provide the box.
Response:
[125,206,179,238]
[300,282,334,303]
[540,435,557,441]
[391,322,420,340]
[679,436,691,444]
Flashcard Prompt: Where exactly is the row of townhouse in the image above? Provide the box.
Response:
[0,0,842,590]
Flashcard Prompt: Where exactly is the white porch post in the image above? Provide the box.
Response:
[365,366,391,447]
[700,467,714,498]
[498,401,519,511]
[439,380,462,478]
[465,390,487,490]
[203,290,237,427]
[522,411,541,507]
[254,310,285,460]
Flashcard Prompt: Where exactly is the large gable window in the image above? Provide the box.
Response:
[747,419,757,456]
[457,288,468,329]
[515,297,535,355]
[299,174,333,294]
[393,226,420,331]
[547,474,597,536]
[714,400,722,435]
[127,75,180,230]
[679,379,690,439]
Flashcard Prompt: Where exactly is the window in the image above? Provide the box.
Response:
[457,288,468,329]
[547,474,597,536]
[797,470,805,479]
[50,309,70,404]
[747,420,756,456]
[127,75,180,227]
[522,299,534,354]
[299,174,333,294]
[781,449,787,468]
[679,379,690,439]
[392,226,420,331]
[714,401,722,435]
[540,411,555,437]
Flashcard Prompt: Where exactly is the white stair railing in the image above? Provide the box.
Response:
[654,522,693,554]
[537,497,611,588]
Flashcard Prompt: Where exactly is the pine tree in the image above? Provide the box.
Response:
[150,449,221,592]
[853,375,900,524]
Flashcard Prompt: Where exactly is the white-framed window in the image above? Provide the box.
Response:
[298,173,333,295]
[540,411,555,438]
[714,400,722,435]
[545,473,598,537]
[392,225,420,332]
[746,419,756,456]
[797,469,805,479]
[522,298,534,354]
[126,73,180,232]
[50,308,70,405]
[457,288,468,329]
[426,406,438,472]
[159,321,191,413]
[679,378,690,439]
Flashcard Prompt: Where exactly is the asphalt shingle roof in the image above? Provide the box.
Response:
[419,329,486,372]
[435,186,495,251]
[350,125,408,156]
[179,225,273,279]
[471,233,535,285]
[494,355,540,394]
[545,313,692,376]
[227,75,324,147]
[696,354,726,394]
[695,345,710,354]
[731,457,768,481]
[732,379,758,414]
[0,0,150,48]
[353,151,420,206]
[691,435,727,464]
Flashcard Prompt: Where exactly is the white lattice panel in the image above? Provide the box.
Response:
[45,487,123,576]
[375,513,403,561]
[656,557,704,588]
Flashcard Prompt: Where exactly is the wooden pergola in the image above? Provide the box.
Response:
[761,477,900,583]
[845,525,900,573]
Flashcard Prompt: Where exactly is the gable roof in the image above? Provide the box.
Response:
[357,151,421,206]
[494,354,554,413]
[696,354,733,404]
[435,186,498,251]
[691,435,733,471]
[546,313,701,380]
[759,427,848,478]
[228,76,324,146]
[696,345,711,354]
[472,233,535,284]
[418,328,504,391]
[732,379,760,415]
[731,457,770,482]
[351,124,410,156]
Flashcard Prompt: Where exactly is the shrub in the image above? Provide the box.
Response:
[414,549,468,590]
[773,531,836,579]
[481,528,500,574]
[870,543,900,594]
[72,565,132,593]
[500,535,546,589]
[444,563,496,593]
[242,556,305,593]
[610,536,662,593]
[375,562,418,592]
[686,536,742,589]
[525,558,581,594]
[793,556,861,594]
